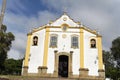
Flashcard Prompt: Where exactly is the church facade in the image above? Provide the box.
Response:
[22,13,105,79]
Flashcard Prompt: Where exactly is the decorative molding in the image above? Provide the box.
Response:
[54,52,73,78]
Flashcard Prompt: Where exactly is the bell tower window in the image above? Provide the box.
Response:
[90,39,96,48]
[33,36,38,46]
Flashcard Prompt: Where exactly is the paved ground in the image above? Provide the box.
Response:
[0,76,78,80]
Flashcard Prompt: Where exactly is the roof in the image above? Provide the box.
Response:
[30,13,101,36]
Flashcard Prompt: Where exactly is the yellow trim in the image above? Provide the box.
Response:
[24,33,32,66]
[31,25,101,37]
[80,28,84,68]
[61,24,69,27]
[43,27,50,66]
[97,35,103,69]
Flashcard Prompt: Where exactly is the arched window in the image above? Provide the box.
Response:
[71,35,79,48]
[50,34,58,48]
[33,36,38,46]
[90,39,96,48]
[61,24,69,32]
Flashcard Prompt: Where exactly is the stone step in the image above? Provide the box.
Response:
[8,77,78,80]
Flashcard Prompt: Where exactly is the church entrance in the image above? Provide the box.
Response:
[58,55,68,77]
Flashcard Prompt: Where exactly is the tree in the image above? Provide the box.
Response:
[103,50,120,79]
[110,37,120,79]
[103,51,113,78]
[111,37,120,68]
[103,50,120,80]
[0,24,15,74]
[103,37,120,79]
[4,58,23,75]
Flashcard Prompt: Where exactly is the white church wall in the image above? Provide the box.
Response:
[22,13,105,78]
[28,29,46,73]
[27,27,99,75]
[72,49,80,75]
[84,30,99,76]
[47,28,80,75]
[50,27,80,33]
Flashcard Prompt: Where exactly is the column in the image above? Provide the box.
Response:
[53,50,58,77]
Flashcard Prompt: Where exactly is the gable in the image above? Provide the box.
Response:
[48,13,80,27]
[31,13,101,37]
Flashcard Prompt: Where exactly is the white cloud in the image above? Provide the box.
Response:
[8,49,23,59]
[42,0,120,51]
[7,0,27,15]
[2,0,120,59]
[4,10,58,59]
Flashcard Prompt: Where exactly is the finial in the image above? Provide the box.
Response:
[80,22,84,27]
[97,29,100,34]
[63,7,67,15]
[63,12,67,15]
[94,27,100,34]
[49,20,53,25]
[77,22,80,25]
[29,26,32,32]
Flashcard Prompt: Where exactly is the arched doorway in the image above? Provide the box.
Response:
[58,55,68,77]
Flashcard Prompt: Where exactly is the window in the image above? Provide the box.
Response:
[50,35,57,48]
[90,39,96,48]
[61,24,69,32]
[33,36,38,46]
[71,36,79,48]
[62,26,67,31]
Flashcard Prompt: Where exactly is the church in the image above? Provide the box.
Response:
[22,13,105,80]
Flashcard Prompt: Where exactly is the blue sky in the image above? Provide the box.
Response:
[0,0,120,59]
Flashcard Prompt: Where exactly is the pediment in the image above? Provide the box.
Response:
[47,13,80,27]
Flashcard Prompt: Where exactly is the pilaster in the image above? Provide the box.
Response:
[43,27,50,66]
[22,66,28,76]
[98,69,105,78]
[79,68,89,77]
[97,35,104,70]
[38,66,48,76]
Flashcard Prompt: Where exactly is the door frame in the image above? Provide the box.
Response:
[58,55,68,77]
[53,51,73,78]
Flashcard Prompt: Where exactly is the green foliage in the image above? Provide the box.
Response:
[103,50,114,78]
[4,59,23,75]
[0,24,15,73]
[103,36,120,79]
[103,50,114,67]
[111,37,120,68]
